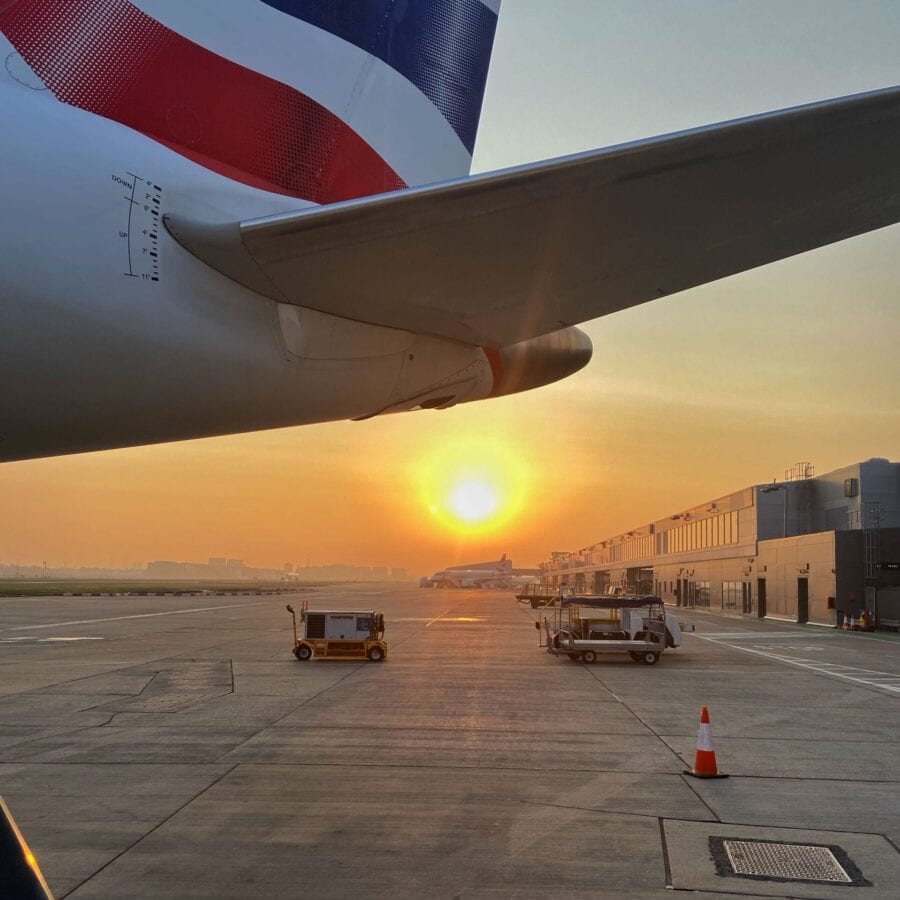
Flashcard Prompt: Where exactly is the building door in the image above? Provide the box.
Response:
[757,578,767,618]
[742,582,753,614]
[797,578,809,624]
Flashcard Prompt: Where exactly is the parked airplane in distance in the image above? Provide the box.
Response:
[1,1,898,461]
[421,555,539,589]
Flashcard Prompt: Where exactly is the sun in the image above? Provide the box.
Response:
[415,437,530,535]
[449,480,498,523]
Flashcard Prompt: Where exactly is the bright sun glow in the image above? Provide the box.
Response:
[414,436,530,535]
[450,480,498,522]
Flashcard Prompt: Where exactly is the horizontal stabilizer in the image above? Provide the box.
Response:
[166,86,900,347]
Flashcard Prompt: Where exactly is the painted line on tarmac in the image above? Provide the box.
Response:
[698,631,823,639]
[698,628,900,645]
[0,636,105,643]
[691,634,900,694]
[5,603,263,632]
[424,603,463,627]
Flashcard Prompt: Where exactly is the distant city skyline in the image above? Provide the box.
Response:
[0,556,410,581]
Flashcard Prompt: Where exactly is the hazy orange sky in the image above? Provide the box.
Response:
[2,1,899,576]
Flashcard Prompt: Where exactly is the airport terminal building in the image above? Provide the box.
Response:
[541,459,900,627]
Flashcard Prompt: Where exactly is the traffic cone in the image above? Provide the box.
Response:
[684,706,729,779]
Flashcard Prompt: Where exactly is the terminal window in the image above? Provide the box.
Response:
[667,511,738,555]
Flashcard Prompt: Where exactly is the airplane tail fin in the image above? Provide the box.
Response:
[0,1,501,201]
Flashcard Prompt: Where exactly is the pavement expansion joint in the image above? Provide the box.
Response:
[95,659,234,713]
[514,798,717,823]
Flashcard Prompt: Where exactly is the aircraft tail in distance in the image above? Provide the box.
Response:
[0,0,501,200]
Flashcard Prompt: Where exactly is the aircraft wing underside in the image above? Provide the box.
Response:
[165,86,900,348]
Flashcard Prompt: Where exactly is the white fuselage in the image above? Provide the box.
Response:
[0,70,493,461]
[423,569,534,589]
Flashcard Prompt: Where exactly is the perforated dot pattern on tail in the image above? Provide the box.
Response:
[0,0,407,202]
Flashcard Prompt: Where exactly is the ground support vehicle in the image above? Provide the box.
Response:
[526,589,694,647]
[287,602,387,661]
[518,583,570,609]
[539,595,675,664]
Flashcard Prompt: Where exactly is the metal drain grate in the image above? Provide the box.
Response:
[726,841,849,882]
[709,837,871,886]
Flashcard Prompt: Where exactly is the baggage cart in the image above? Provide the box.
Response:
[538,594,668,664]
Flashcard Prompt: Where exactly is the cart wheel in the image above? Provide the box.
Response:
[641,651,659,665]
[629,652,642,662]
[367,646,385,662]
[581,650,597,664]
[294,643,312,661]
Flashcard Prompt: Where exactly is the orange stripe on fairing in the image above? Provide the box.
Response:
[483,346,504,397]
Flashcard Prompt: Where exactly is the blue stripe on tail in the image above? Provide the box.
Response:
[261,0,498,154]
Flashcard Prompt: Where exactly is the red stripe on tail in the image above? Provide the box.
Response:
[0,0,406,202]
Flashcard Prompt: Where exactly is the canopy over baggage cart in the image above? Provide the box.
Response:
[559,595,662,609]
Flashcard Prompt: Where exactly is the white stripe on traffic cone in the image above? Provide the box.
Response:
[684,706,728,779]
